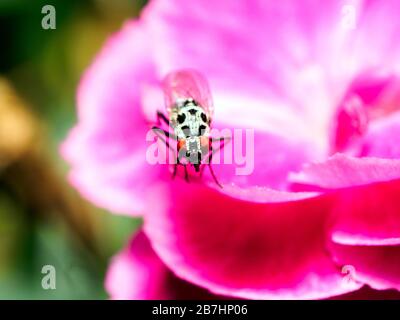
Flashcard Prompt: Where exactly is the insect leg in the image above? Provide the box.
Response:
[184,165,190,183]
[156,111,173,128]
[199,137,223,177]
[201,135,230,168]
[199,162,206,176]
[172,163,178,179]
[211,135,232,143]
[153,125,194,183]
[152,126,179,171]
[210,135,232,154]
[207,149,222,188]
[151,126,177,152]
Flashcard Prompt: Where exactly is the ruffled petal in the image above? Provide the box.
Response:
[291,154,400,245]
[290,153,400,190]
[144,181,361,299]
[105,230,224,299]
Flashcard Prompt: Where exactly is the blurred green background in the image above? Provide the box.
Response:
[0,0,146,299]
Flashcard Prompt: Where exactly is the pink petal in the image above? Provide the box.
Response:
[291,154,400,245]
[331,180,400,245]
[329,180,400,246]
[62,1,400,217]
[333,73,400,157]
[331,285,400,300]
[61,12,326,216]
[361,111,400,159]
[343,0,400,74]
[105,230,224,299]
[144,0,348,102]
[329,242,400,291]
[143,0,360,150]
[205,129,320,190]
[61,21,163,215]
[331,94,369,153]
[290,153,400,190]
[142,0,400,156]
[144,181,361,299]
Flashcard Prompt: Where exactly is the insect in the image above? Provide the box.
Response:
[151,69,229,187]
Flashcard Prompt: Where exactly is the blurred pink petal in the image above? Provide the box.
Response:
[105,230,224,299]
[144,0,350,111]
[61,22,165,215]
[361,112,400,158]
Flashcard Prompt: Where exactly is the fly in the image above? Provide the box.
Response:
[151,69,229,188]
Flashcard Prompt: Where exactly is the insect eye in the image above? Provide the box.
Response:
[186,151,190,158]
[198,125,206,136]
[200,112,207,122]
[181,126,190,137]
[177,113,186,124]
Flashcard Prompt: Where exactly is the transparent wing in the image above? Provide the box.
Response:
[162,69,214,117]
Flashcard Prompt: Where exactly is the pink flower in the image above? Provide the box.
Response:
[62,0,400,299]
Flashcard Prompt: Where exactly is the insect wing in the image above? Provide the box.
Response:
[162,69,214,117]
